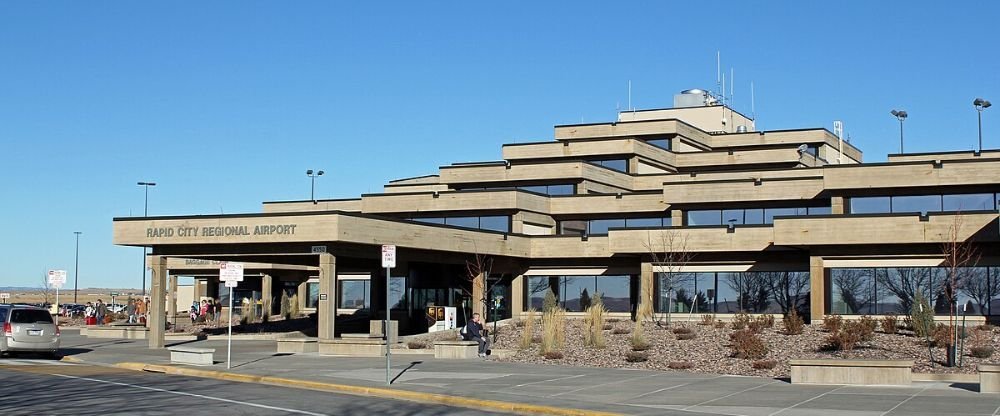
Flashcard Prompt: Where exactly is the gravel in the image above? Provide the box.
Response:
[491,318,1000,377]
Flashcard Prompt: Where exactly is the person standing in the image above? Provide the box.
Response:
[136,298,147,324]
[126,299,137,324]
[84,302,95,326]
[95,299,107,326]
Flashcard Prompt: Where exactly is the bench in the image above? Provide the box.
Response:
[319,338,386,357]
[980,364,1000,393]
[434,340,479,359]
[84,326,149,339]
[277,338,318,354]
[790,359,913,386]
[168,346,215,366]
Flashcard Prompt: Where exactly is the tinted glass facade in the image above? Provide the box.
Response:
[657,271,810,314]
[830,267,999,316]
[850,193,1000,214]
[526,275,633,312]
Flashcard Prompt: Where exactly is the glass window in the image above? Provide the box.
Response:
[479,216,510,233]
[338,280,370,309]
[558,220,587,235]
[389,276,406,310]
[589,219,626,235]
[10,309,53,324]
[645,138,671,150]
[519,185,547,194]
[807,206,832,215]
[526,276,558,310]
[744,209,764,224]
[722,209,745,225]
[596,275,631,312]
[764,207,799,224]
[715,273,743,313]
[943,193,995,211]
[891,195,942,214]
[831,269,877,314]
[412,217,445,225]
[445,216,479,229]
[594,159,628,173]
[546,184,576,195]
[560,276,595,312]
[306,282,320,308]
[626,217,667,228]
[687,210,721,226]
[850,197,892,214]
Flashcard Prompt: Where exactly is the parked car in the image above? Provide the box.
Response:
[0,304,60,358]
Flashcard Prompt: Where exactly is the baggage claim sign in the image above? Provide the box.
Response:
[146,224,298,238]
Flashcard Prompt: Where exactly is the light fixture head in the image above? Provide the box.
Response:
[306,169,313,175]
[317,170,325,176]
[976,99,992,109]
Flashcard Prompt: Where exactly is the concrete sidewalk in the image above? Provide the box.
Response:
[58,329,1000,416]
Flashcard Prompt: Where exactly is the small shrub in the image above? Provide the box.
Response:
[540,307,565,355]
[858,316,877,340]
[730,329,768,359]
[931,324,967,347]
[288,294,300,319]
[759,315,775,329]
[731,313,751,330]
[970,346,995,359]
[280,291,291,320]
[751,359,778,370]
[612,327,630,335]
[668,361,694,369]
[676,333,697,340]
[543,351,564,360]
[625,351,648,363]
[748,315,772,333]
[714,320,726,329]
[514,319,525,328]
[672,326,693,335]
[542,289,558,313]
[823,315,843,333]
[407,341,427,349]
[881,315,898,335]
[631,319,650,351]
[976,324,997,332]
[607,318,621,323]
[520,308,536,349]
[700,314,715,326]
[827,321,867,351]
[910,293,934,338]
[783,309,804,335]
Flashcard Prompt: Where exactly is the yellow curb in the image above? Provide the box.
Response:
[114,362,622,416]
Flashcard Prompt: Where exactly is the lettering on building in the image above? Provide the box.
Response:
[146,224,297,238]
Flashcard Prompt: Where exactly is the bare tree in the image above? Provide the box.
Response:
[642,230,695,326]
[725,272,772,313]
[463,251,498,319]
[940,215,980,351]
[39,274,54,305]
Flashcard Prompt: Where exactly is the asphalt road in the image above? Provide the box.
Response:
[0,358,510,416]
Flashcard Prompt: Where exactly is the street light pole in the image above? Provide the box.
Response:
[137,181,156,295]
[891,110,908,153]
[974,98,992,153]
[306,170,325,204]
[73,231,82,304]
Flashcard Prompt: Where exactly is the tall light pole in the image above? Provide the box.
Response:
[137,181,156,295]
[890,109,908,153]
[974,98,992,152]
[306,170,324,204]
[73,231,82,304]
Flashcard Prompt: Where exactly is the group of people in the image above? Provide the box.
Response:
[83,299,107,326]
[83,298,149,325]
[190,298,222,323]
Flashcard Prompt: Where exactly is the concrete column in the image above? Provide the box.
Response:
[831,196,845,215]
[261,274,272,317]
[472,272,486,318]
[511,274,524,316]
[671,210,683,227]
[148,255,167,349]
[809,256,825,324]
[638,262,654,320]
[168,273,177,322]
[317,253,337,340]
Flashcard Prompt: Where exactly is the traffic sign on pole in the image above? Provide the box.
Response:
[381,245,396,268]
[381,245,396,386]
[0,293,9,301]
[219,262,245,282]
[219,261,244,369]
[47,270,67,289]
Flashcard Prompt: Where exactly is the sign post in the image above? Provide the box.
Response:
[381,245,396,386]
[219,261,244,369]
[0,293,9,302]
[47,270,67,315]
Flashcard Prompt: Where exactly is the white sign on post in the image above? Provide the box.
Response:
[0,293,10,301]
[47,270,67,288]
[218,261,244,370]
[381,245,396,268]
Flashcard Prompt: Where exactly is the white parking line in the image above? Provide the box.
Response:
[51,373,327,416]
[768,384,846,416]
[0,359,72,366]
[684,380,779,410]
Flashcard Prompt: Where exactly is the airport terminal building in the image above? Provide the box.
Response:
[113,90,1000,348]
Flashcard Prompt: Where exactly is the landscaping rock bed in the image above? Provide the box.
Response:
[491,318,1000,377]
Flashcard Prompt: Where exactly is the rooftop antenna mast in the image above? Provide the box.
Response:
[628,80,632,112]
[750,81,756,121]
[716,51,721,102]
[730,68,735,108]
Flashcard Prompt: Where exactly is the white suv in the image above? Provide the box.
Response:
[0,304,61,358]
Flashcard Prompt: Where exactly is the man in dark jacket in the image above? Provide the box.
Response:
[467,313,491,358]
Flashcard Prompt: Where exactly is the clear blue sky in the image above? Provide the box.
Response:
[1,2,997,288]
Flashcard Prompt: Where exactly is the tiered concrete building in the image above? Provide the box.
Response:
[113,90,1000,347]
